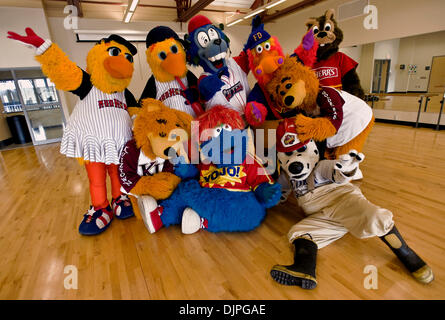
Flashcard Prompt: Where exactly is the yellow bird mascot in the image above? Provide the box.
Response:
[139,26,202,118]
[8,28,139,235]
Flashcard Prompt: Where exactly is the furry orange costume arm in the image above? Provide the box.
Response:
[35,44,83,92]
[130,172,181,200]
[294,114,337,142]
[7,28,83,91]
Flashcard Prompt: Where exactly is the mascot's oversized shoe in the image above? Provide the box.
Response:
[79,205,113,236]
[182,208,208,235]
[112,194,135,219]
[381,226,434,284]
[270,238,318,289]
[138,195,163,233]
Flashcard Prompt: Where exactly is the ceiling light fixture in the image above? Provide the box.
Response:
[128,0,139,12]
[124,11,133,23]
[123,0,139,23]
[266,0,287,9]
[227,0,287,26]
[244,8,265,20]
[227,18,244,27]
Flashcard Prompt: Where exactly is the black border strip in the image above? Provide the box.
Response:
[0,300,442,318]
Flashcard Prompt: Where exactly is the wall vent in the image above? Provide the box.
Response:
[337,0,370,22]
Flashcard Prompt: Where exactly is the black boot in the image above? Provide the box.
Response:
[270,237,318,289]
[380,225,434,284]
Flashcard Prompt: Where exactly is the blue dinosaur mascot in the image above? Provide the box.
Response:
[185,14,266,126]
[138,105,281,234]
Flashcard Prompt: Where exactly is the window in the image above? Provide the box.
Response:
[0,69,60,113]
[17,78,59,106]
[0,68,65,145]
[0,79,22,112]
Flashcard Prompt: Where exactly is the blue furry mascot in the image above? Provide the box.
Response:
[139,105,281,234]
[185,14,266,126]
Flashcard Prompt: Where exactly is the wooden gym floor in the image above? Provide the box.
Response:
[0,122,444,300]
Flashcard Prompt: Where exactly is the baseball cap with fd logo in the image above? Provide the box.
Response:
[276,118,310,152]
[244,15,271,51]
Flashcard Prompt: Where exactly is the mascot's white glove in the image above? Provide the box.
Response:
[332,150,365,184]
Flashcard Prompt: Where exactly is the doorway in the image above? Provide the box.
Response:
[372,59,391,93]
[428,55,445,94]
[0,68,65,146]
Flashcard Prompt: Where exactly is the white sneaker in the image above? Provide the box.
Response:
[181,208,206,234]
[352,167,363,180]
[137,195,160,233]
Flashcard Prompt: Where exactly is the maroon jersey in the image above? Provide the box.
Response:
[119,139,174,193]
[317,86,345,131]
[317,86,373,149]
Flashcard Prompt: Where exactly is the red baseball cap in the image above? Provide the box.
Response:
[276,118,309,152]
[188,15,212,34]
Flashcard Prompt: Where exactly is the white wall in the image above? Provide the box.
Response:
[395,31,445,92]
[373,38,400,92]
[339,45,362,66]
[357,43,374,93]
[0,6,52,140]
[341,30,445,93]
[0,6,51,68]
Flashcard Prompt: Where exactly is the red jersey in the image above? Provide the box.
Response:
[312,52,358,90]
[198,154,273,192]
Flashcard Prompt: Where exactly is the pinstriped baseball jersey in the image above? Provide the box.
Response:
[154,76,196,117]
[204,58,250,115]
[60,85,133,165]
